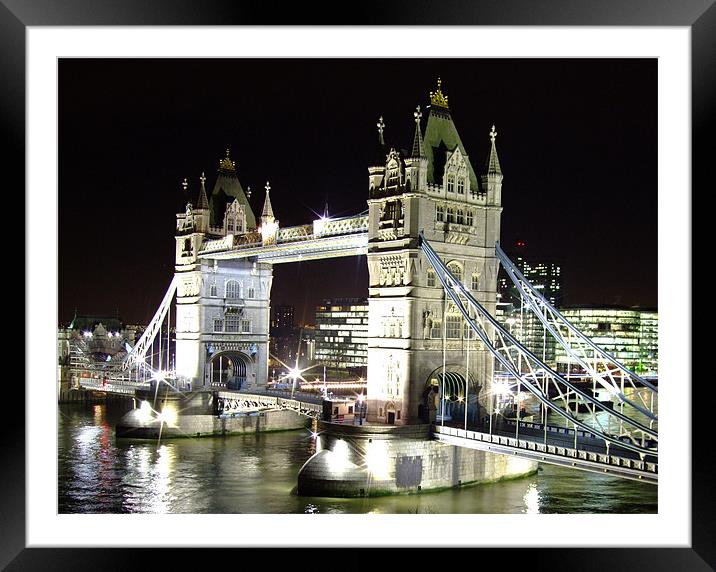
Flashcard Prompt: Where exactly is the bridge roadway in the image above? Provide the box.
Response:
[433,420,658,484]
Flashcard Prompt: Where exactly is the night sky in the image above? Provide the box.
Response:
[58,58,657,326]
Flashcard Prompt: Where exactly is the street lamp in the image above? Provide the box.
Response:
[357,393,366,425]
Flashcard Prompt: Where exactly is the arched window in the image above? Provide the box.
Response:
[436,204,445,222]
[457,177,465,195]
[446,174,455,193]
[447,262,463,284]
[226,280,241,299]
[471,273,480,290]
[446,315,462,339]
[466,210,474,226]
[456,209,464,225]
[446,208,455,223]
[427,270,436,287]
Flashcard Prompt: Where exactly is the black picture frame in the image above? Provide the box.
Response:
[4,0,708,568]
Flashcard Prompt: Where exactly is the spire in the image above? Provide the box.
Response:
[196,172,209,209]
[411,105,425,158]
[261,181,274,219]
[486,125,502,175]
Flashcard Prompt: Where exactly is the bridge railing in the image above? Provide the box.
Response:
[433,425,658,481]
[419,232,657,458]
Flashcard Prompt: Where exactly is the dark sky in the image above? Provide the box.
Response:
[58,58,657,325]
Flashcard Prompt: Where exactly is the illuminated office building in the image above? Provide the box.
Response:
[555,307,658,376]
[314,298,368,374]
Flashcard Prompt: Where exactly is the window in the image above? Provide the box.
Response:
[446,174,455,193]
[436,204,444,222]
[446,208,455,223]
[466,211,474,226]
[213,319,224,332]
[383,200,401,221]
[427,270,436,287]
[248,286,255,299]
[241,320,251,333]
[226,280,240,299]
[457,177,465,195]
[471,274,480,290]
[210,284,218,297]
[446,315,462,339]
[457,209,464,225]
[448,263,463,284]
[430,322,442,339]
[225,315,241,332]
[183,238,192,252]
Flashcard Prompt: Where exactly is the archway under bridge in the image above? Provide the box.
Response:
[421,366,483,425]
[208,350,252,390]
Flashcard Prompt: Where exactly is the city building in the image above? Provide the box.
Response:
[497,241,562,364]
[555,306,658,376]
[314,298,369,375]
[271,304,295,333]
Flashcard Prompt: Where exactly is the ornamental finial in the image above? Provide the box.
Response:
[200,172,206,186]
[181,178,188,192]
[429,77,449,108]
[265,181,271,194]
[490,125,497,143]
[414,105,422,124]
[377,116,385,136]
[219,148,236,171]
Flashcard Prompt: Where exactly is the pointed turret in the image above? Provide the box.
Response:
[481,125,503,207]
[196,172,209,210]
[411,105,425,158]
[261,181,275,221]
[259,181,278,245]
[485,125,502,175]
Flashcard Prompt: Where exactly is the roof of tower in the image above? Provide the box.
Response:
[422,78,479,191]
[261,182,274,219]
[196,172,209,210]
[485,125,502,175]
[208,149,257,230]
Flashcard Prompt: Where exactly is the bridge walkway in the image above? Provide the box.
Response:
[433,422,658,484]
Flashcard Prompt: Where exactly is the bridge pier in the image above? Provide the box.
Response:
[297,421,536,497]
[115,388,308,439]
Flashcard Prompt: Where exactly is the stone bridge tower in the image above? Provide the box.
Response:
[365,79,503,425]
[174,152,274,391]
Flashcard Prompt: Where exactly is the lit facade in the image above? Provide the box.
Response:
[314,298,369,372]
[497,242,562,365]
[555,307,658,376]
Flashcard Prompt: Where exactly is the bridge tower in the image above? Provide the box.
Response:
[365,79,503,425]
[174,152,273,390]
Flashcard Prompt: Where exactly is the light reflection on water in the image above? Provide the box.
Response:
[58,402,657,514]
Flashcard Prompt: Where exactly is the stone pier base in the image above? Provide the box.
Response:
[115,389,308,439]
[297,421,537,497]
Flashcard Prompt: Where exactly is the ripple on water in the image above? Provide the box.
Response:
[58,403,658,514]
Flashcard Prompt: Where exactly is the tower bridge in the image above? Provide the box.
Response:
[70,79,657,492]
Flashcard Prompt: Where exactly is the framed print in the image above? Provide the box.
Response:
[3,0,711,568]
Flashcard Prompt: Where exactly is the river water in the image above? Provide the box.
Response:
[58,401,657,514]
